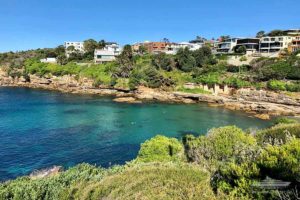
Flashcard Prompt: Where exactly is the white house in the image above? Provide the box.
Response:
[94,43,121,63]
[216,38,240,53]
[166,42,203,55]
[40,58,57,63]
[259,36,293,53]
[64,41,85,57]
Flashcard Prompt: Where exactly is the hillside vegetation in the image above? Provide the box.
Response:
[1,119,299,200]
[1,45,300,93]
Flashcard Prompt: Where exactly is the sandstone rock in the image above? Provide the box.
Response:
[254,114,270,120]
[113,97,142,103]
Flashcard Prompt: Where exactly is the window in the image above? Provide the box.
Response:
[263,38,269,41]
[278,37,283,41]
[271,38,275,41]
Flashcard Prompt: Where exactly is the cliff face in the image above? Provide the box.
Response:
[1,68,300,119]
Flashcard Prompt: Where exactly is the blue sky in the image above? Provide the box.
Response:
[0,0,299,52]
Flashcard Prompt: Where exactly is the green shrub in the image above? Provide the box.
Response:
[196,73,221,87]
[285,82,300,92]
[143,67,164,88]
[224,77,252,89]
[267,80,286,91]
[256,123,300,145]
[211,160,261,199]
[274,117,298,125]
[135,135,184,163]
[258,138,300,182]
[184,126,256,169]
[0,164,114,200]
[239,56,247,62]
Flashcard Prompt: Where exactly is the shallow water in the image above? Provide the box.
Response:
[0,87,272,181]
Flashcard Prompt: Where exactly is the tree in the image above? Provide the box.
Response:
[234,46,247,54]
[57,54,68,65]
[220,35,230,41]
[151,53,173,71]
[83,39,98,53]
[138,45,148,54]
[55,45,65,56]
[193,46,214,67]
[115,45,134,78]
[67,45,75,52]
[256,31,265,38]
[268,29,286,36]
[189,36,207,44]
[162,38,170,43]
[98,40,106,49]
[176,47,196,72]
[143,66,164,88]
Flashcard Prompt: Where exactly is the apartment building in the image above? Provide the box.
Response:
[94,43,121,63]
[259,36,293,53]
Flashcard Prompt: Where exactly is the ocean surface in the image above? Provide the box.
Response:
[0,87,273,181]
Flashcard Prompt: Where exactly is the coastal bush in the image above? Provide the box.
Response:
[285,81,300,92]
[258,138,300,182]
[175,47,197,72]
[1,124,300,199]
[255,123,300,145]
[274,117,298,125]
[255,56,300,81]
[224,77,252,89]
[151,53,174,71]
[184,126,257,169]
[211,160,262,199]
[128,69,143,89]
[195,72,221,87]
[135,135,184,163]
[143,66,165,88]
[0,164,117,200]
[267,80,286,91]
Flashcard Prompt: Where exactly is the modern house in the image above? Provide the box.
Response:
[288,36,300,53]
[94,43,121,63]
[216,38,239,53]
[166,42,203,55]
[64,41,85,57]
[259,36,293,53]
[235,38,260,54]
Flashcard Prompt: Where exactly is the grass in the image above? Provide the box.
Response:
[64,163,221,200]
[176,87,211,94]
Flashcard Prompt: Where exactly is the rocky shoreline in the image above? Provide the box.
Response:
[1,71,300,120]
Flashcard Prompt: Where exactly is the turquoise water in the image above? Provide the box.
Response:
[0,87,272,181]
